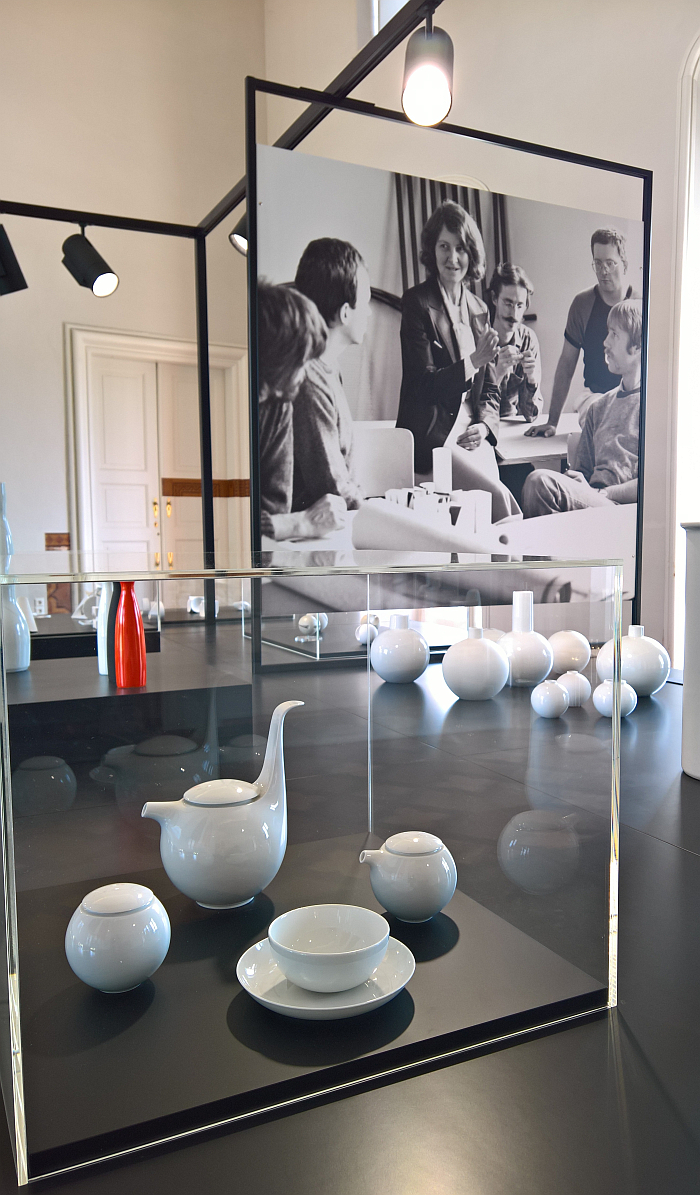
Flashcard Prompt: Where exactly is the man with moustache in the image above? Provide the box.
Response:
[482,262,542,422]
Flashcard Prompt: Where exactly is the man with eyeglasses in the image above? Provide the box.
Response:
[525,228,639,439]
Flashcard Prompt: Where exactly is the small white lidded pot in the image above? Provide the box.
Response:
[592,679,637,718]
[531,679,569,719]
[65,883,171,993]
[360,831,457,923]
[267,904,389,993]
[556,671,592,707]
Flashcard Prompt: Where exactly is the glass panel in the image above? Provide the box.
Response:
[0,556,620,1182]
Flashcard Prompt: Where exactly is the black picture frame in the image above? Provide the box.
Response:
[246,75,652,620]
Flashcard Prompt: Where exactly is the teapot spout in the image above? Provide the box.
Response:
[141,800,180,825]
[359,849,382,866]
[255,700,304,806]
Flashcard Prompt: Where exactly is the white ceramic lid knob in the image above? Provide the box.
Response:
[512,591,534,633]
[390,614,409,630]
[628,625,644,637]
[467,627,483,639]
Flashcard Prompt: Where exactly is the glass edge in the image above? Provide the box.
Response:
[0,557,626,586]
[0,603,29,1185]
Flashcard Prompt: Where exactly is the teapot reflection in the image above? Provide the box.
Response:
[497,810,579,895]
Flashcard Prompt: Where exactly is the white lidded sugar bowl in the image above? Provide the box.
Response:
[500,591,553,687]
[12,755,77,815]
[370,614,429,683]
[65,883,170,993]
[530,679,569,719]
[593,679,637,718]
[360,831,457,922]
[547,629,591,675]
[441,628,509,700]
[556,671,592,707]
[596,625,671,697]
[142,700,302,908]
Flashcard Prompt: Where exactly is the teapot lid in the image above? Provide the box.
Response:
[82,883,154,916]
[135,735,199,757]
[385,831,443,856]
[184,778,259,806]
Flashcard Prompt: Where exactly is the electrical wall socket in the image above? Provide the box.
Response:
[32,597,47,616]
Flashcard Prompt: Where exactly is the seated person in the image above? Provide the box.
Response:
[257,280,346,541]
[292,237,369,511]
[485,262,542,421]
[522,299,641,517]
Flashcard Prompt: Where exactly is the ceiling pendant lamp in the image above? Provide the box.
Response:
[0,226,28,296]
[229,211,248,256]
[62,230,119,296]
[401,12,454,127]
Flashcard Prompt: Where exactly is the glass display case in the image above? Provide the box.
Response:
[0,554,621,1184]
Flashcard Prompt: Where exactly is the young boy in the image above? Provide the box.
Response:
[522,298,641,516]
[292,238,370,511]
[257,280,346,541]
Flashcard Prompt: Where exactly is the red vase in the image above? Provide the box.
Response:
[114,582,147,688]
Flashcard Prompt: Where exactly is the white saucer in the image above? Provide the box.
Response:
[236,937,415,1020]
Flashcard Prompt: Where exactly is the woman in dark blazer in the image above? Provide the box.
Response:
[396,201,520,521]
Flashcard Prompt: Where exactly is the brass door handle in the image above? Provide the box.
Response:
[166,500,172,518]
[167,552,173,569]
[153,499,159,527]
[155,551,161,567]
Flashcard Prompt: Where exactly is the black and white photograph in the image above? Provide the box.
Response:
[253,143,645,597]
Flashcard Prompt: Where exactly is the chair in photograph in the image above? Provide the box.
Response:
[352,423,415,497]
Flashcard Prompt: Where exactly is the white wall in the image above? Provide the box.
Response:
[262,0,700,645]
[0,0,264,552]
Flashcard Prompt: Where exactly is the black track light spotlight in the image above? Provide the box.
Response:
[229,211,248,256]
[62,231,119,297]
[0,226,28,296]
[401,15,454,127]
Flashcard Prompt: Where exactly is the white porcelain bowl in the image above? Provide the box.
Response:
[267,904,389,993]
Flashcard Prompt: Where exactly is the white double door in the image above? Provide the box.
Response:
[85,346,248,603]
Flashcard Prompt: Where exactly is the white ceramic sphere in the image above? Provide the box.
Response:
[360,613,380,628]
[531,680,569,719]
[500,630,554,687]
[267,904,389,993]
[65,883,171,993]
[12,756,77,815]
[298,612,329,633]
[355,622,379,645]
[370,616,429,683]
[498,811,579,894]
[592,679,637,718]
[556,671,592,707]
[547,630,591,674]
[596,625,671,697]
[442,630,509,700]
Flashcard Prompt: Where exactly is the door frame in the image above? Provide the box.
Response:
[65,325,248,562]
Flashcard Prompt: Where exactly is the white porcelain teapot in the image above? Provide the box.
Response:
[360,831,457,923]
[142,700,302,908]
